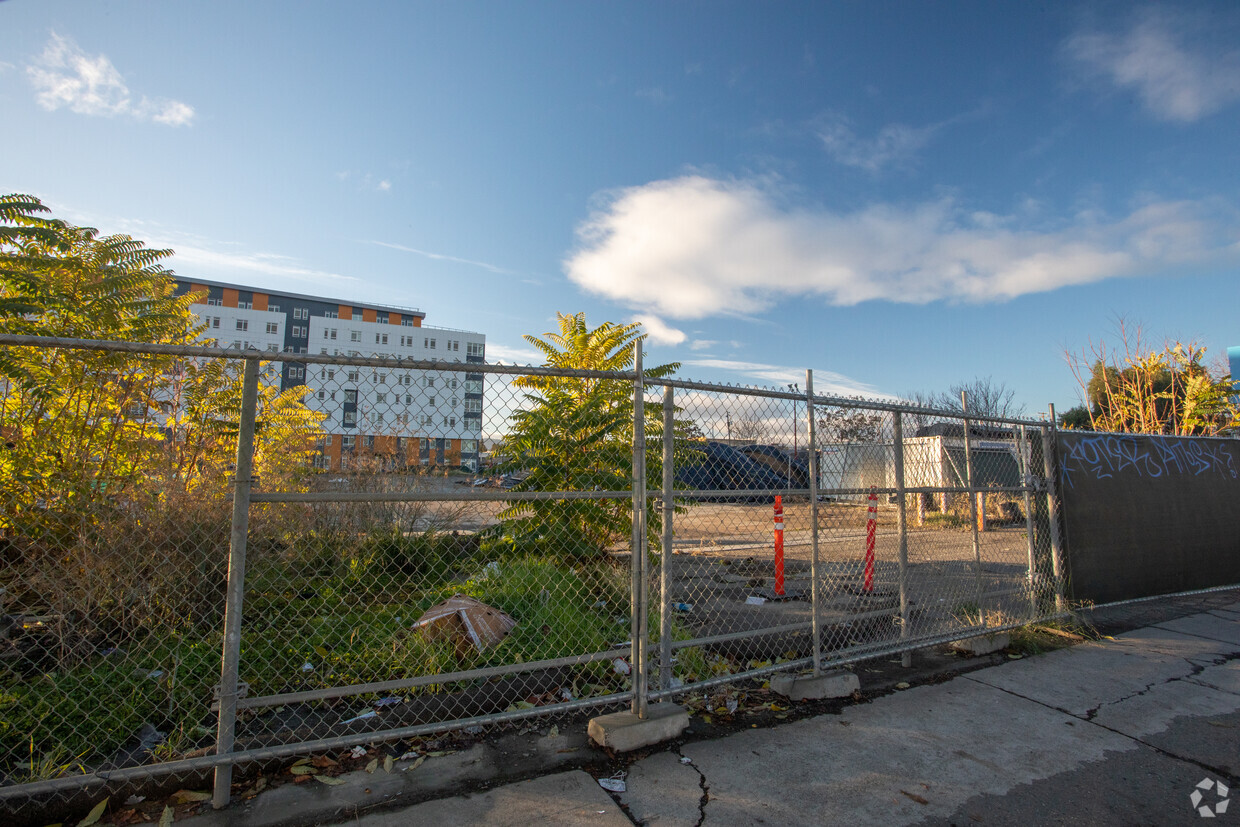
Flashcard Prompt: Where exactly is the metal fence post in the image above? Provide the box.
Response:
[892,410,911,667]
[213,356,260,809]
[960,392,985,627]
[1042,405,1066,613]
[1017,425,1039,618]
[660,385,674,691]
[804,371,821,676]
[630,344,648,718]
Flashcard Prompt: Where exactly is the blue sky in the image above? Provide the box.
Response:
[3,1,1239,414]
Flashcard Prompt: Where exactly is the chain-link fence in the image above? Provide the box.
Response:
[0,335,1063,818]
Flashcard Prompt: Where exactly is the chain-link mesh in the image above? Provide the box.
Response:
[0,336,1063,817]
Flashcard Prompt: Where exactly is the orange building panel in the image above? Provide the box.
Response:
[339,304,351,319]
[188,283,209,301]
[363,308,377,323]
[253,293,269,311]
[411,316,422,327]
[222,288,239,308]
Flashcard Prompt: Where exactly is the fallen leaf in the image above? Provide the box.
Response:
[77,799,108,826]
[1207,721,1234,728]
[312,755,338,769]
[169,790,212,804]
[901,790,929,805]
[292,757,312,767]
[895,682,910,690]
[315,775,347,786]
[548,725,559,738]
[365,758,379,773]
[402,756,427,772]
[289,765,318,776]
[383,755,394,773]
[159,806,174,827]
[254,777,267,793]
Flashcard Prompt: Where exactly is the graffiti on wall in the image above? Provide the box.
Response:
[1060,434,1239,490]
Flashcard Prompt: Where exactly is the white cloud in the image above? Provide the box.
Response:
[564,176,1234,320]
[635,86,673,105]
[377,180,392,192]
[689,339,717,351]
[816,114,939,172]
[27,33,194,126]
[483,342,544,365]
[681,358,888,399]
[367,240,514,275]
[1065,10,1240,122]
[630,314,685,346]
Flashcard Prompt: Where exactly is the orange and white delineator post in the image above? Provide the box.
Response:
[863,486,878,592]
[773,495,785,596]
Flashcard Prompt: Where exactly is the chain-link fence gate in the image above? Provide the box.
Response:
[0,334,1064,818]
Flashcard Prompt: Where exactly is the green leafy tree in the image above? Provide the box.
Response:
[493,313,696,556]
[0,194,324,536]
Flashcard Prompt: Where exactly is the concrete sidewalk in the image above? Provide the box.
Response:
[347,596,1240,826]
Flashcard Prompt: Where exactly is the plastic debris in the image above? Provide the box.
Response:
[679,756,693,765]
[301,662,314,672]
[342,710,378,724]
[411,595,517,657]
[672,602,693,612]
[373,696,402,707]
[598,773,627,793]
[745,595,767,605]
[398,750,420,761]
[613,658,631,675]
[349,746,368,759]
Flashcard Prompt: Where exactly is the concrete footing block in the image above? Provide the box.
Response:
[588,703,689,752]
[950,632,1010,656]
[770,669,860,700]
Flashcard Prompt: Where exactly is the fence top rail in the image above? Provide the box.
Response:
[0,333,1046,425]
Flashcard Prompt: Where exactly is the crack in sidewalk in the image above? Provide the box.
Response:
[964,666,1240,785]
[672,746,710,827]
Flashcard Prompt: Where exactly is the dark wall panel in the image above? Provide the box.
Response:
[1059,432,1240,604]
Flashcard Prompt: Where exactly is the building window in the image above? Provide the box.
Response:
[423,376,435,388]
[403,319,414,327]
[371,412,384,424]
[325,310,338,319]
[467,342,484,358]
[236,319,249,331]
[343,411,357,426]
[465,380,482,394]
[344,390,357,403]
[461,439,477,453]
[238,301,253,310]
[404,394,412,404]
[353,311,363,321]
[266,321,279,334]
[376,333,388,345]
[207,297,222,306]
[268,304,281,313]
[376,392,386,404]
[342,435,355,449]
[465,399,482,412]
[326,369,335,381]
[351,331,362,342]
[347,370,359,382]
[428,396,436,407]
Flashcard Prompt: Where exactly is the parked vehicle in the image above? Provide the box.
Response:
[675,441,793,500]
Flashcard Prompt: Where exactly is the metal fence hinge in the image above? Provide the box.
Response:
[213,682,249,701]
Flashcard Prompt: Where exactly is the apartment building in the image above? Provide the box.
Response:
[173,278,486,471]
